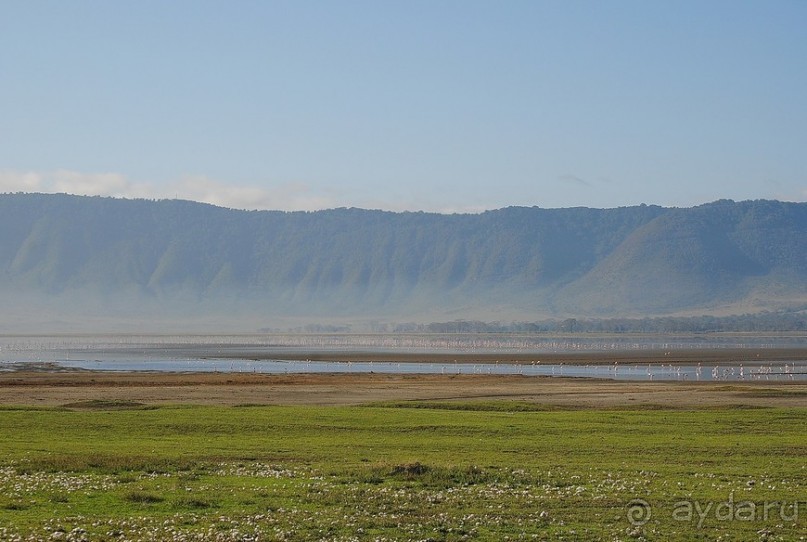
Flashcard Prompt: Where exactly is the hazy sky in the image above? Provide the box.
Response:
[1,0,805,212]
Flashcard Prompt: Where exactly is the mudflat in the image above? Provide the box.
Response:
[210,346,807,365]
[1,369,804,408]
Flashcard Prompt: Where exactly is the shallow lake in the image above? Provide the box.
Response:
[1,334,805,381]
[37,357,804,381]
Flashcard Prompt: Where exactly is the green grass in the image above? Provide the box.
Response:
[0,402,804,541]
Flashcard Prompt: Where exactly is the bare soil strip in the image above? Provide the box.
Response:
[0,370,804,409]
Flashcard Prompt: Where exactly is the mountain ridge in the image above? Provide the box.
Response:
[0,193,805,330]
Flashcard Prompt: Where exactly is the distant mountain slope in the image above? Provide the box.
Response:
[557,199,807,314]
[0,194,804,329]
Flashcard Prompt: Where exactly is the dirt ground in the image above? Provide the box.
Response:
[0,369,804,409]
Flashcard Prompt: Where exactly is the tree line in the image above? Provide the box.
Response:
[375,310,807,333]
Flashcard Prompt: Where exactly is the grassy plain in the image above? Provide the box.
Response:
[0,400,804,541]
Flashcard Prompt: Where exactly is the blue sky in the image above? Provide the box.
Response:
[1,0,805,212]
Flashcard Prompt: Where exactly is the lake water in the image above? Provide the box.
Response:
[34,357,804,381]
[1,333,805,382]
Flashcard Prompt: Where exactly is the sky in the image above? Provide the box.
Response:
[1,0,806,212]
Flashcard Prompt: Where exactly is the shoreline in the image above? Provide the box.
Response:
[205,347,807,365]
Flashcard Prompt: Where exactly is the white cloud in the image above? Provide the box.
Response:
[0,170,502,214]
[172,176,337,211]
[0,170,338,211]
[782,188,807,202]
[772,188,807,203]
[50,170,130,197]
[0,170,44,191]
[0,169,492,213]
